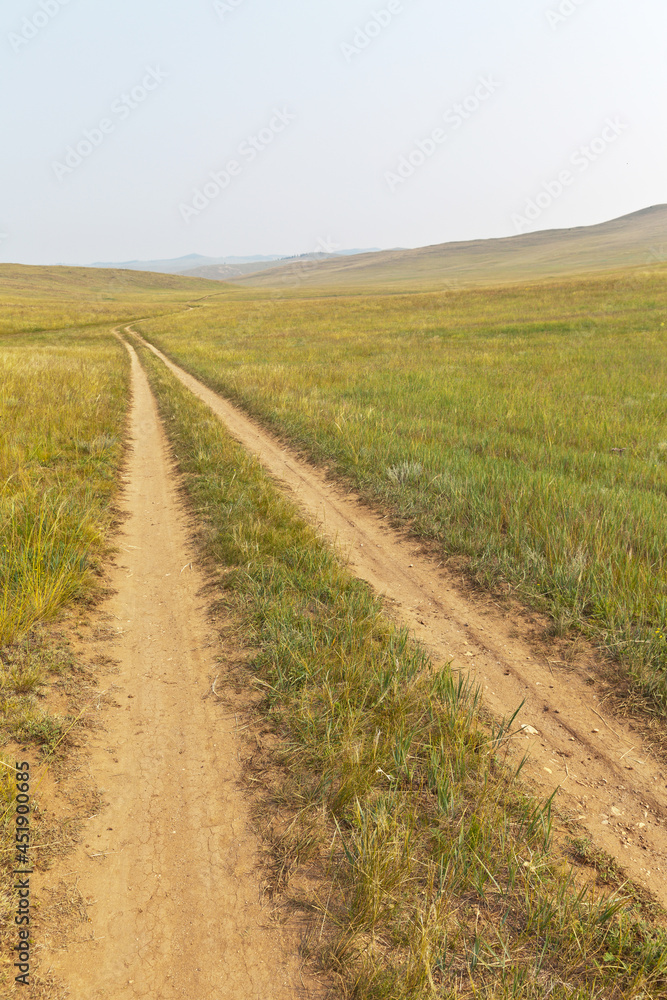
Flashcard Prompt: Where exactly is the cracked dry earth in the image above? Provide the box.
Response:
[49,343,303,999]
[132,326,667,910]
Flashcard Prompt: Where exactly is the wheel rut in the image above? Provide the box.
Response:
[129,325,667,908]
[51,340,302,998]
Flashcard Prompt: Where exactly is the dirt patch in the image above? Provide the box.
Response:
[131,326,667,910]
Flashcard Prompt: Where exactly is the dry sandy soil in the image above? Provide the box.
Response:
[43,342,306,999]
[131,326,667,908]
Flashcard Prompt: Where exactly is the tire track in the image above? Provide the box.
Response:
[129,325,667,907]
[51,339,303,999]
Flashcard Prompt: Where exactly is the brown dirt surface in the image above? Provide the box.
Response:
[131,326,667,909]
[44,342,306,998]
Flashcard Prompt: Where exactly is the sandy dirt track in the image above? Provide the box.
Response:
[51,342,302,998]
[130,326,667,908]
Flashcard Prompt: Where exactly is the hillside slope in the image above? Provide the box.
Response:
[0,264,222,334]
[234,205,667,291]
[0,263,219,296]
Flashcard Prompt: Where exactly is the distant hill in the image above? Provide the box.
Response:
[0,264,224,335]
[90,253,286,275]
[181,253,333,281]
[232,206,667,291]
[180,261,286,280]
[91,249,381,280]
[0,263,221,297]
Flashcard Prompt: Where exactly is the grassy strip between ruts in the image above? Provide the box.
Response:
[138,339,667,1000]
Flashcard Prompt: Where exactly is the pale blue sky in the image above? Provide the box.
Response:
[1,0,665,264]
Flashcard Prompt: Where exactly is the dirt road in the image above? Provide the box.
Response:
[131,326,667,907]
[51,342,302,999]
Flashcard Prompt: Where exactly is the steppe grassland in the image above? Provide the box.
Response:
[139,267,667,709]
[0,327,129,647]
[0,269,223,990]
[138,340,667,1000]
[0,262,218,751]
[0,321,131,989]
[0,263,218,334]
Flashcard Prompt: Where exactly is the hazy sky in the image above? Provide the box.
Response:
[1,0,665,264]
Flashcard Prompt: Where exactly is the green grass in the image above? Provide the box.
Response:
[0,318,125,993]
[0,327,130,645]
[136,268,667,712]
[138,339,667,1000]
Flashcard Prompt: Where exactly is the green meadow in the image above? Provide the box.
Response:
[0,264,217,646]
[136,337,667,1000]
[139,266,667,711]
[1,262,667,998]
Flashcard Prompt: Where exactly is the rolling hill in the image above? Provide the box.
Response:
[231,205,667,291]
[91,249,381,281]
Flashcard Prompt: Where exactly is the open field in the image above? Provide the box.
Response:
[0,324,130,994]
[136,339,667,999]
[0,264,219,335]
[0,271,223,995]
[1,263,667,997]
[0,328,128,647]
[0,259,222,644]
[139,266,667,714]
